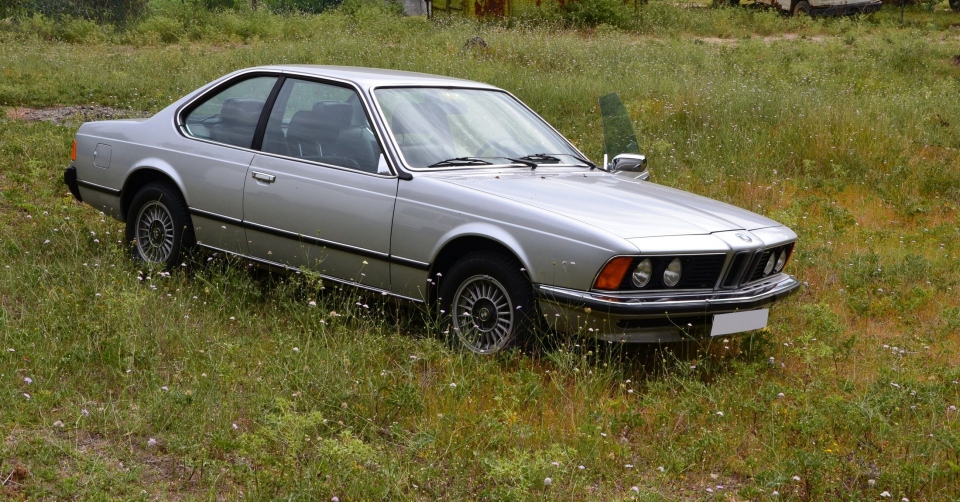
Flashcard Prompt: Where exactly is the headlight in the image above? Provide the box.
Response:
[763,252,776,275]
[663,258,682,287]
[774,250,786,272]
[631,258,652,288]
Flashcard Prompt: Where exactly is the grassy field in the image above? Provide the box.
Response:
[2,1,960,499]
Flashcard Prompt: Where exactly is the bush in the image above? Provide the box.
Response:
[195,0,247,9]
[510,0,636,29]
[265,0,344,14]
[3,0,148,24]
[560,0,633,28]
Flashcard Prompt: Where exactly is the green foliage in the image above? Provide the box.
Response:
[3,0,148,23]
[266,0,344,14]
[195,0,246,10]
[560,0,633,28]
[2,5,960,500]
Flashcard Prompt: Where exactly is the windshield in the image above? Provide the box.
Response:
[374,87,585,169]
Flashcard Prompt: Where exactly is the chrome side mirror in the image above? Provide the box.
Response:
[608,153,649,180]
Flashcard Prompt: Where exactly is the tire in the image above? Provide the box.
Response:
[438,252,537,355]
[792,1,811,15]
[951,0,960,12]
[125,182,195,269]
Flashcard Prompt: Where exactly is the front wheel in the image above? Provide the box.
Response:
[125,182,195,269]
[438,252,537,355]
[792,1,811,16]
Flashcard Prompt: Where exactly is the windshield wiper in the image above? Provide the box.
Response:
[519,153,597,169]
[572,154,598,169]
[505,158,539,169]
[427,157,493,168]
[516,154,562,164]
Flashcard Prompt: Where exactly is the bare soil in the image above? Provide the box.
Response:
[5,105,150,125]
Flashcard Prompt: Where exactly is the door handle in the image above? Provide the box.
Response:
[251,172,276,183]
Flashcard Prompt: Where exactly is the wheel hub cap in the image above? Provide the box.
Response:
[473,299,497,331]
[149,221,165,246]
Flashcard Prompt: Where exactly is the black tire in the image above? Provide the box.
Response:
[792,0,811,15]
[438,252,537,355]
[951,0,960,12]
[125,182,195,269]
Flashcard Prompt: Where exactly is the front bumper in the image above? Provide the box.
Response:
[536,274,801,342]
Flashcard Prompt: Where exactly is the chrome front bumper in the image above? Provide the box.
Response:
[536,274,801,342]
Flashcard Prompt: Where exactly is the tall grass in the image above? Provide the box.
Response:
[1,3,959,500]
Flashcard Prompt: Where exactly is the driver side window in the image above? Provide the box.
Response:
[261,78,386,174]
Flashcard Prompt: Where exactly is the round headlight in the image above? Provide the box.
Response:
[631,258,653,288]
[764,252,776,275]
[774,250,786,272]
[663,258,682,287]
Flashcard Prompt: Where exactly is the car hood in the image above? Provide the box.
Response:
[438,171,782,239]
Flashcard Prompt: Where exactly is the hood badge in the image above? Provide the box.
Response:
[736,232,753,243]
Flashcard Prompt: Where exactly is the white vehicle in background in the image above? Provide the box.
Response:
[722,0,882,16]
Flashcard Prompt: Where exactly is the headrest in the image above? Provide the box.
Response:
[220,98,264,124]
[313,101,354,127]
[286,110,321,140]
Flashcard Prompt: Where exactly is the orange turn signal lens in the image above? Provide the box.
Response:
[71,140,77,161]
[594,256,633,290]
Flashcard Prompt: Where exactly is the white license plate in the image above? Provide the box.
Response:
[711,309,769,337]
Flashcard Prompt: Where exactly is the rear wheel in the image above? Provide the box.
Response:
[792,1,811,15]
[438,252,537,355]
[125,182,195,269]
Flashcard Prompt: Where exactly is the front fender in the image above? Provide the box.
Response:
[431,222,535,275]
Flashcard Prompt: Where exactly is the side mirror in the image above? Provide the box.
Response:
[608,153,649,180]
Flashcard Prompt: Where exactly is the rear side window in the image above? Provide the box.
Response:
[182,76,278,149]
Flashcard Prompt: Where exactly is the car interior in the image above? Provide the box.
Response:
[187,90,384,174]
[261,95,383,174]
[389,101,455,167]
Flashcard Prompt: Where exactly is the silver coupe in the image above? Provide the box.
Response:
[65,65,800,354]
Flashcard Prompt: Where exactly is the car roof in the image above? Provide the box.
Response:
[251,65,499,91]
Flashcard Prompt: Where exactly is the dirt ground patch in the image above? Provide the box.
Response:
[5,105,150,125]
[694,33,829,44]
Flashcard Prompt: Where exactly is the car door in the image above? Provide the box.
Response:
[178,74,280,254]
[242,76,398,290]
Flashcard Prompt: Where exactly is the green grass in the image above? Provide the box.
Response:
[2,2,960,500]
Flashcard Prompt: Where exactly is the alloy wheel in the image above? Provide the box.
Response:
[135,200,176,263]
[451,274,515,354]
